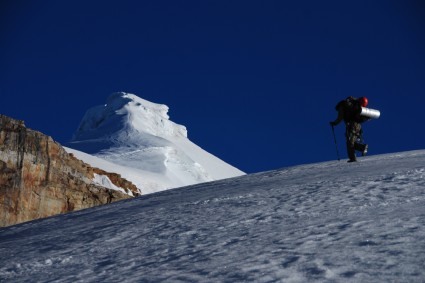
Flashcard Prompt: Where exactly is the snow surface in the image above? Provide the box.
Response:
[67,92,244,194]
[1,150,425,282]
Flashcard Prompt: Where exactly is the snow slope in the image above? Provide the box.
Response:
[67,92,244,194]
[1,150,425,282]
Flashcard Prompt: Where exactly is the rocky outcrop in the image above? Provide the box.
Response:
[0,114,140,227]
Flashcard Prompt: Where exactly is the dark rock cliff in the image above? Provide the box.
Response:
[0,114,140,227]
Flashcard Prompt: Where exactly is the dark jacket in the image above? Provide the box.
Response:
[332,97,369,126]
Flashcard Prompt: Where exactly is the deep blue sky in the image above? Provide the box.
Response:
[1,1,425,173]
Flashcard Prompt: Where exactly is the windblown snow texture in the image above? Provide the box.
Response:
[1,150,425,282]
[67,92,244,194]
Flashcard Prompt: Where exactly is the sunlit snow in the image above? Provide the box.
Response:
[66,92,244,194]
[1,150,424,282]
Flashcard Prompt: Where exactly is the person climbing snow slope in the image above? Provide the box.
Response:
[330,96,370,162]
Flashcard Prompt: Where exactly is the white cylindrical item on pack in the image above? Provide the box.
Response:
[360,107,381,119]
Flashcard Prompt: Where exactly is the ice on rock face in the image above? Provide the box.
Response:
[67,92,244,194]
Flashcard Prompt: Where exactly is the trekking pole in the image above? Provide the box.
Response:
[331,124,340,161]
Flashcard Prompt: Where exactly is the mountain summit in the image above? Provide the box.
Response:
[72,92,187,145]
[68,92,244,194]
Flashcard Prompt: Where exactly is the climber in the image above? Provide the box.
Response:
[330,96,370,162]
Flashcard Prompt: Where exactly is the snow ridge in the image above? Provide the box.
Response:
[1,150,425,282]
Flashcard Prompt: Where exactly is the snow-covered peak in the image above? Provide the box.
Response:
[68,92,244,194]
[73,92,187,143]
